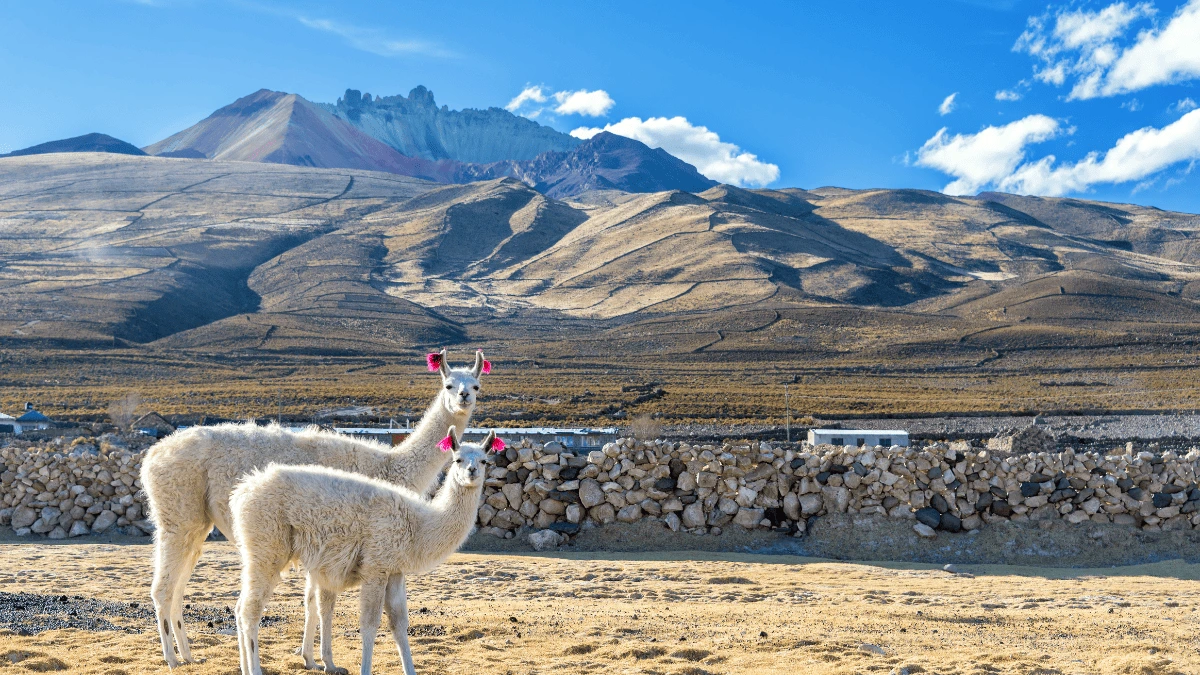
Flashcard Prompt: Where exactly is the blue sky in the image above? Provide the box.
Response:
[1,0,1198,211]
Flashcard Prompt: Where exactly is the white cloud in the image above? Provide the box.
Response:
[294,16,454,58]
[999,108,1200,195]
[1120,98,1143,111]
[551,89,615,117]
[505,86,614,118]
[571,116,780,187]
[939,93,959,116]
[1172,97,1199,113]
[914,115,1062,194]
[995,89,1023,101]
[1101,0,1200,96]
[1015,1,1200,99]
[505,85,548,112]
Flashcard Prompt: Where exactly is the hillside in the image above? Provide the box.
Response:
[4,153,1200,353]
[3,133,146,157]
[6,154,1200,420]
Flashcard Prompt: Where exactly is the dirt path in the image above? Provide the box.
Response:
[1,541,1198,674]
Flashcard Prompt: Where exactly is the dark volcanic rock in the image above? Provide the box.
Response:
[915,507,942,529]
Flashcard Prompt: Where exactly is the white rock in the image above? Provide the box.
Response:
[681,502,706,529]
[91,510,117,533]
[528,529,560,552]
[913,523,937,538]
[69,520,91,537]
[664,512,681,532]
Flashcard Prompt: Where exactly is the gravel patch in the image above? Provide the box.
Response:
[0,592,283,636]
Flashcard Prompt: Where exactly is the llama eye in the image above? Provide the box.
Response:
[445,385,452,390]
[455,459,462,464]
[473,386,479,391]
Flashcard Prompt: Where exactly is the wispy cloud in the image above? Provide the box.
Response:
[995,89,1022,101]
[1014,0,1200,100]
[229,1,454,58]
[294,16,454,58]
[506,85,615,118]
[939,93,959,116]
[915,115,1063,194]
[505,85,548,112]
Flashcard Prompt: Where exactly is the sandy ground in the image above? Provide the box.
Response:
[1,542,1199,675]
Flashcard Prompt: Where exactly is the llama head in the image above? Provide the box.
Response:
[429,349,486,416]
[441,426,489,487]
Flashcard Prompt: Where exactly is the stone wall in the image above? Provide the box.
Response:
[5,433,1200,549]
[481,436,1200,549]
[1,435,153,538]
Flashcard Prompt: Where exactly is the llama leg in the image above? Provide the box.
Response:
[236,572,277,675]
[169,531,206,663]
[300,576,319,669]
[317,586,345,674]
[151,528,205,668]
[357,577,386,675]
[384,574,416,675]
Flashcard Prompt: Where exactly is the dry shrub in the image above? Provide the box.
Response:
[564,644,596,655]
[706,576,755,585]
[630,413,663,440]
[670,649,711,662]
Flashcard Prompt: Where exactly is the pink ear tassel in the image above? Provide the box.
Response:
[481,359,492,375]
[437,435,454,452]
[490,437,506,453]
[426,352,443,372]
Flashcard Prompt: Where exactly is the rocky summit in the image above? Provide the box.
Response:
[327,86,580,164]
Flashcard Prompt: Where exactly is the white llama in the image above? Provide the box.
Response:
[140,349,489,668]
[230,428,496,675]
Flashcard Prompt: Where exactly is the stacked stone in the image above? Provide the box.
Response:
[474,436,1200,545]
[0,434,154,538]
[6,432,1200,542]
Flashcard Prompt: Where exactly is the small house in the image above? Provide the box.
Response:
[16,404,51,431]
[134,412,176,438]
[808,429,908,448]
[0,412,18,435]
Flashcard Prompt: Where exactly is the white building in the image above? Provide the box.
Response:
[808,429,908,448]
[0,413,18,435]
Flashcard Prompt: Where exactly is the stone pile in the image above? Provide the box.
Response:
[476,436,1200,546]
[5,432,1200,545]
[0,434,154,538]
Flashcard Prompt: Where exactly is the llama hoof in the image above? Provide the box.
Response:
[323,666,348,675]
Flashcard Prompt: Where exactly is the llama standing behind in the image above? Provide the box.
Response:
[141,349,489,668]
[230,428,497,675]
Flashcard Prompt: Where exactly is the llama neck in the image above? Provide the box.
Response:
[416,478,483,558]
[387,396,472,491]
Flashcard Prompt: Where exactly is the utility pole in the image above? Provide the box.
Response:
[784,384,791,443]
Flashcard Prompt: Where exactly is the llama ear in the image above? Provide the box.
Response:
[472,350,486,377]
[488,433,505,454]
[439,426,458,452]
[435,348,450,378]
[483,430,498,453]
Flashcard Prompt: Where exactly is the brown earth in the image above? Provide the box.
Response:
[2,540,1199,675]
[5,154,1200,423]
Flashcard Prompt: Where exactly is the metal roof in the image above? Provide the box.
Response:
[809,429,908,435]
[16,410,50,422]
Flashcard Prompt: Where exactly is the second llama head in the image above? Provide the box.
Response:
[439,426,501,486]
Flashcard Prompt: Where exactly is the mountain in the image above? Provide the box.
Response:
[3,132,146,157]
[326,87,579,163]
[144,89,720,198]
[5,154,1200,358]
[143,89,462,182]
[464,131,717,199]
